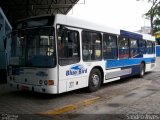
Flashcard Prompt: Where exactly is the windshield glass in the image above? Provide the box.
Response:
[11,27,56,68]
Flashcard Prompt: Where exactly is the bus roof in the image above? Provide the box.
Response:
[55,14,155,42]
[14,14,155,42]
[120,30,142,40]
[55,14,120,35]
[143,33,155,41]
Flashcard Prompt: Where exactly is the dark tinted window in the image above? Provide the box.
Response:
[58,27,80,66]
[152,42,155,53]
[147,41,153,54]
[118,37,129,59]
[130,39,138,58]
[82,30,102,61]
[103,34,117,59]
[15,16,54,29]
[139,39,146,55]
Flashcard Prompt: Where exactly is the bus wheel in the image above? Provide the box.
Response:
[139,63,145,78]
[88,68,102,92]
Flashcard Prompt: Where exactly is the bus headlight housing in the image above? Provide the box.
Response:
[39,80,54,86]
[39,80,43,85]
[44,80,48,85]
[43,80,54,86]
[48,80,54,85]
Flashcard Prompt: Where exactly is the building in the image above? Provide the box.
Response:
[138,26,151,34]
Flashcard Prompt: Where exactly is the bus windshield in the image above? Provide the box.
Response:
[11,27,56,68]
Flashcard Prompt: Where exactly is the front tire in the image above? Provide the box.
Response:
[88,68,102,92]
[139,63,145,78]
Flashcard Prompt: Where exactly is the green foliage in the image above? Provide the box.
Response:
[153,18,160,33]
[145,1,160,16]
[144,0,160,33]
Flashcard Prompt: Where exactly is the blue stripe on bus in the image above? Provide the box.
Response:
[106,57,155,69]
[120,30,142,40]
[156,45,160,56]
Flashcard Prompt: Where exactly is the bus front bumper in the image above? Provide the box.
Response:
[8,81,58,94]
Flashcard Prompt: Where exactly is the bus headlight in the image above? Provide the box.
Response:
[44,80,48,85]
[39,80,43,85]
[43,80,54,86]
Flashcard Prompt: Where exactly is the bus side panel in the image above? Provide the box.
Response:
[105,57,155,79]
[106,58,155,69]
[58,61,106,93]
[58,63,89,93]
[156,45,160,57]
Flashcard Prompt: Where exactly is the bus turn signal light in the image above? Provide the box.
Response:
[48,80,54,85]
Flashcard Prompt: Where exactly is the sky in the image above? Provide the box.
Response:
[68,0,152,32]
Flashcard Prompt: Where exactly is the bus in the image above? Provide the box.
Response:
[0,7,12,83]
[8,14,156,94]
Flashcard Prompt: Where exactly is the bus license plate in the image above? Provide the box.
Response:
[21,86,29,91]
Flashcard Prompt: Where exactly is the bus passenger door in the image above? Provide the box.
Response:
[57,25,88,93]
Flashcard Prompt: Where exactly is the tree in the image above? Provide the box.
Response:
[137,0,160,35]
[145,0,160,34]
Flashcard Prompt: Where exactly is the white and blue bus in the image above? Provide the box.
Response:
[8,14,156,94]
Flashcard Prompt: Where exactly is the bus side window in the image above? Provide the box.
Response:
[147,41,153,54]
[139,39,146,55]
[57,29,66,58]
[82,30,102,61]
[118,37,129,59]
[57,26,80,66]
[103,34,117,60]
[130,39,138,58]
[152,42,155,53]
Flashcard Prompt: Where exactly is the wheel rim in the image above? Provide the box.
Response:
[141,69,144,76]
[91,74,99,87]
[141,64,144,76]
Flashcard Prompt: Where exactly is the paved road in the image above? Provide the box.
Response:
[62,57,160,120]
[1,58,160,120]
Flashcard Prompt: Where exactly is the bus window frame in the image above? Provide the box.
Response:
[118,36,130,59]
[138,39,146,55]
[57,25,80,66]
[82,30,102,62]
[129,38,139,58]
[103,33,118,60]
